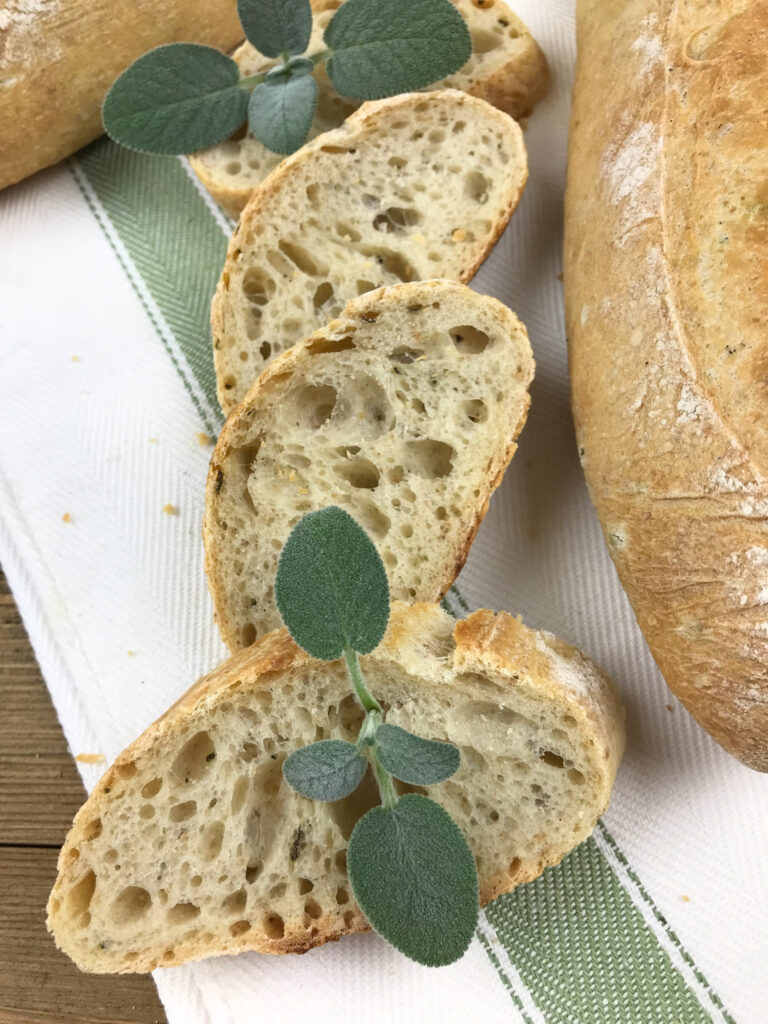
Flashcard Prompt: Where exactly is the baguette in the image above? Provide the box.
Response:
[0,0,244,191]
[188,0,548,219]
[564,0,768,769]
[47,601,624,973]
[204,280,534,652]
[211,89,528,413]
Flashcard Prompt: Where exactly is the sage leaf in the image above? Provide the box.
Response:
[348,794,479,966]
[324,0,471,101]
[376,724,460,785]
[283,740,367,801]
[275,506,390,660]
[249,67,318,154]
[102,44,248,154]
[237,0,313,59]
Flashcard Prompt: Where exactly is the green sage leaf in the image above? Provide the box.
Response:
[102,44,248,154]
[275,506,390,660]
[237,0,313,59]
[249,67,318,154]
[347,794,479,966]
[283,740,367,801]
[376,724,460,785]
[324,0,472,101]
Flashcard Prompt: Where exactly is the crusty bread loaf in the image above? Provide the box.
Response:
[204,280,534,652]
[47,601,624,973]
[0,0,244,191]
[211,89,527,414]
[564,1,768,770]
[188,0,548,219]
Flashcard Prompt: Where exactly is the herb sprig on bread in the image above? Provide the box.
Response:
[276,505,478,966]
[102,0,472,156]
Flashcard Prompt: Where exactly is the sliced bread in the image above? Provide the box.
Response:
[189,0,548,219]
[47,601,625,973]
[210,89,528,413]
[204,280,534,652]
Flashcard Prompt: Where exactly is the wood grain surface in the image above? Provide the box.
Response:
[0,568,166,1024]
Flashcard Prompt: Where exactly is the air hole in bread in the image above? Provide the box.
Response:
[200,821,225,861]
[278,240,326,277]
[450,325,490,354]
[242,268,275,306]
[306,184,321,209]
[412,398,426,415]
[245,859,263,883]
[263,913,285,939]
[464,398,488,423]
[241,623,257,647]
[167,902,200,926]
[169,800,197,823]
[472,28,504,53]
[304,898,323,921]
[305,336,355,356]
[222,888,247,915]
[393,780,428,797]
[112,885,150,924]
[67,870,96,920]
[328,766,380,840]
[230,919,251,937]
[83,818,102,841]
[389,465,404,484]
[354,499,391,539]
[116,761,137,780]
[540,751,565,769]
[390,346,424,364]
[568,768,585,785]
[230,776,250,816]
[403,439,455,479]
[292,384,337,428]
[361,248,416,283]
[465,171,491,204]
[298,877,314,895]
[356,280,376,297]
[139,804,155,820]
[335,222,362,243]
[225,161,241,175]
[388,156,407,169]
[373,207,420,234]
[171,732,216,785]
[141,778,162,799]
[313,282,335,309]
[336,886,349,905]
[334,456,379,490]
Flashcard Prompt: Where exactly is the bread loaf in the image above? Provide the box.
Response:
[47,601,624,973]
[189,0,548,219]
[205,279,534,652]
[564,0,768,770]
[0,0,244,191]
[211,89,528,413]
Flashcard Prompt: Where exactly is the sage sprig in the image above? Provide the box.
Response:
[275,506,479,967]
[102,0,472,157]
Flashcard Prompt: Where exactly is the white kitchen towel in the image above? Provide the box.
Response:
[1,2,766,1022]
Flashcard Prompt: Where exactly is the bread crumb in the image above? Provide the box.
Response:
[665,704,674,712]
[127,650,135,657]
[149,437,158,444]
[62,513,73,523]
[71,355,80,362]
[163,504,179,516]
[197,432,214,446]
[76,753,106,764]
[680,894,690,903]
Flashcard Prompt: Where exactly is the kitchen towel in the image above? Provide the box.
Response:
[1,2,766,1022]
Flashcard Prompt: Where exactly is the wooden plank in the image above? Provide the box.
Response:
[0,569,167,1024]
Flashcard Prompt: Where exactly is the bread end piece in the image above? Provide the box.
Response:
[48,602,623,972]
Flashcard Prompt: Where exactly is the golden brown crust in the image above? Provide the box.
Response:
[564,0,768,769]
[0,1,244,190]
[48,601,624,971]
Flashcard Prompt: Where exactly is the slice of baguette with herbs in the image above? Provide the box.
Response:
[189,0,548,219]
[211,89,528,414]
[204,279,534,653]
[47,601,624,973]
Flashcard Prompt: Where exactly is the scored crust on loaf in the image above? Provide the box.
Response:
[204,279,534,652]
[210,89,528,413]
[47,601,625,973]
[188,0,548,219]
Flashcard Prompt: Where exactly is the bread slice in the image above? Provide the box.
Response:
[204,279,534,652]
[189,0,548,219]
[47,601,625,973]
[211,89,528,413]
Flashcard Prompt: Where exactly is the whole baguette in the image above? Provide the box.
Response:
[0,0,244,190]
[564,0,768,769]
[48,602,624,973]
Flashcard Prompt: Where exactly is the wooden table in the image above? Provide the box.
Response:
[0,568,166,1024]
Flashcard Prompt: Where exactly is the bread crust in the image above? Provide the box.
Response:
[48,602,624,971]
[564,0,768,769]
[0,0,244,190]
[188,0,548,218]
